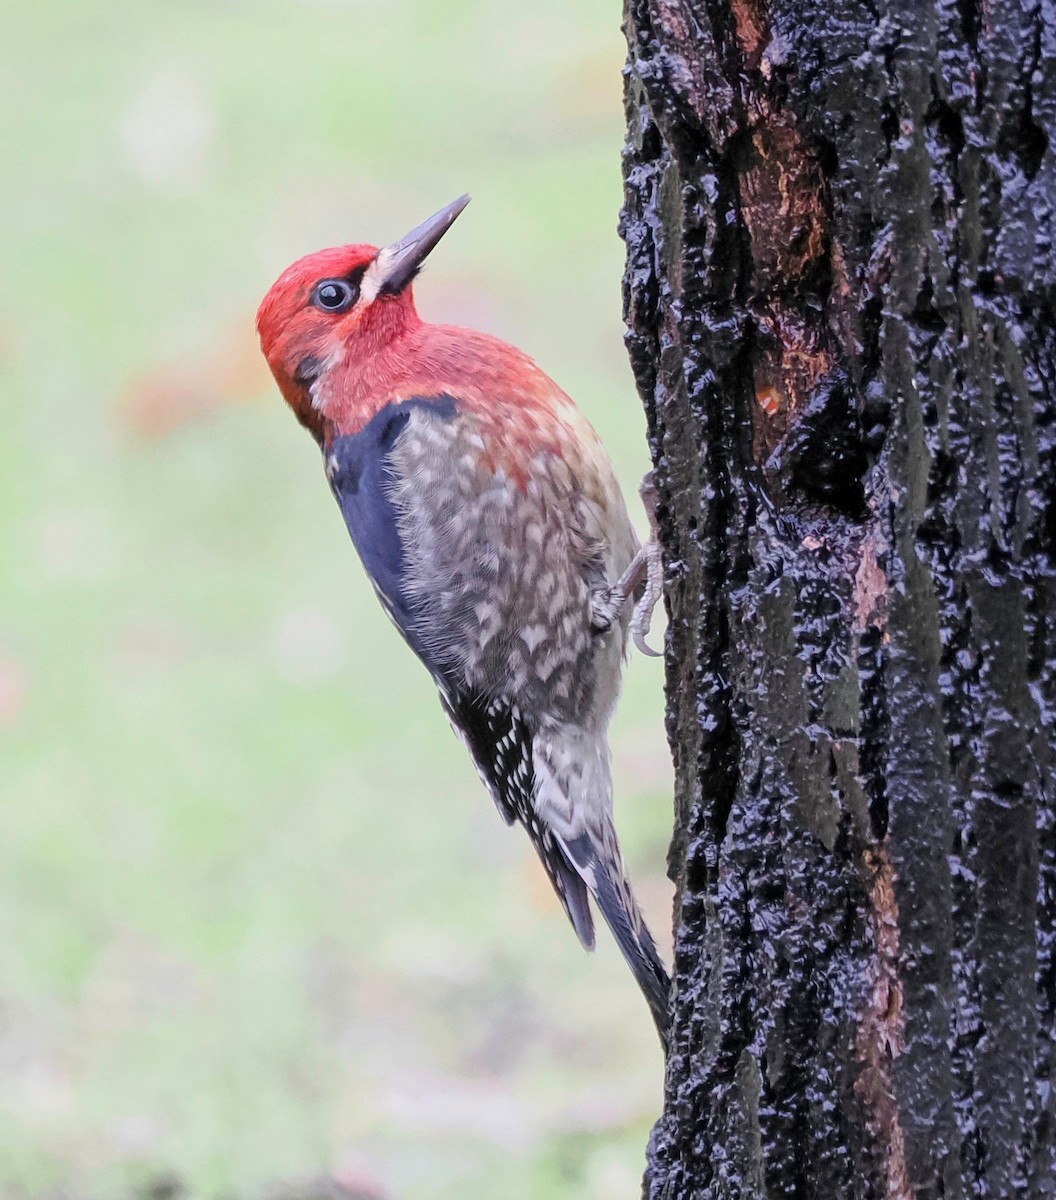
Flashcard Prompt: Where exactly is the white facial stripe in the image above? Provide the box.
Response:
[360,248,395,303]
[309,344,344,410]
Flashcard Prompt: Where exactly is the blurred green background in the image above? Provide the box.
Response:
[0,2,671,1197]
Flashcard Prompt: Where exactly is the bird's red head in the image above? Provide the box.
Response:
[256,195,470,442]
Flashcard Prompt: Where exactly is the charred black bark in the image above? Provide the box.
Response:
[619,1,1056,1195]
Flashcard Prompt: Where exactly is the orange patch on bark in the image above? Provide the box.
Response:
[731,0,768,63]
[854,531,889,632]
[756,385,782,416]
[751,309,833,462]
[739,110,833,466]
[856,847,912,1200]
[740,117,828,289]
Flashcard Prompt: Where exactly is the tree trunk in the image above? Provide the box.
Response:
[619,1,1056,1196]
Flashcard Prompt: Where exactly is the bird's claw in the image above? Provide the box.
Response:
[592,471,665,656]
[630,536,663,657]
[634,627,662,658]
[630,471,664,658]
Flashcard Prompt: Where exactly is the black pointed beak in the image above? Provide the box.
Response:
[374,194,471,295]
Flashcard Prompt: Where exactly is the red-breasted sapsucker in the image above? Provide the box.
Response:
[256,196,670,1041]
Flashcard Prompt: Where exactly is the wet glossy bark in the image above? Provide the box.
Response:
[619,1,1056,1195]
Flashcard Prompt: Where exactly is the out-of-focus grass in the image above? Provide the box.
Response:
[0,2,671,1198]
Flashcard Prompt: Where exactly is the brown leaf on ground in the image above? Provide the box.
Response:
[118,328,270,439]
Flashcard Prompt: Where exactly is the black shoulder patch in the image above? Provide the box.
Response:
[326,394,458,657]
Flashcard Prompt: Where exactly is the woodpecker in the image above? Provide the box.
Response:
[256,196,670,1042]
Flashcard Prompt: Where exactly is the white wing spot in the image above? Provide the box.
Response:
[520,624,547,653]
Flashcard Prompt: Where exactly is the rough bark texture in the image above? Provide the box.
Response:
[619,1,1056,1196]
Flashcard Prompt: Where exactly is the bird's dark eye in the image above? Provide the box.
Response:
[311,278,358,313]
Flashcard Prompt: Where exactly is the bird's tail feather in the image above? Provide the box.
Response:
[530,828,596,951]
[565,831,671,1047]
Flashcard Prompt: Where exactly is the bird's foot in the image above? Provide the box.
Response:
[630,549,663,658]
[630,471,663,657]
[591,472,664,657]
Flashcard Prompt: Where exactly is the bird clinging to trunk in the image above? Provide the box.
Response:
[256,196,670,1043]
